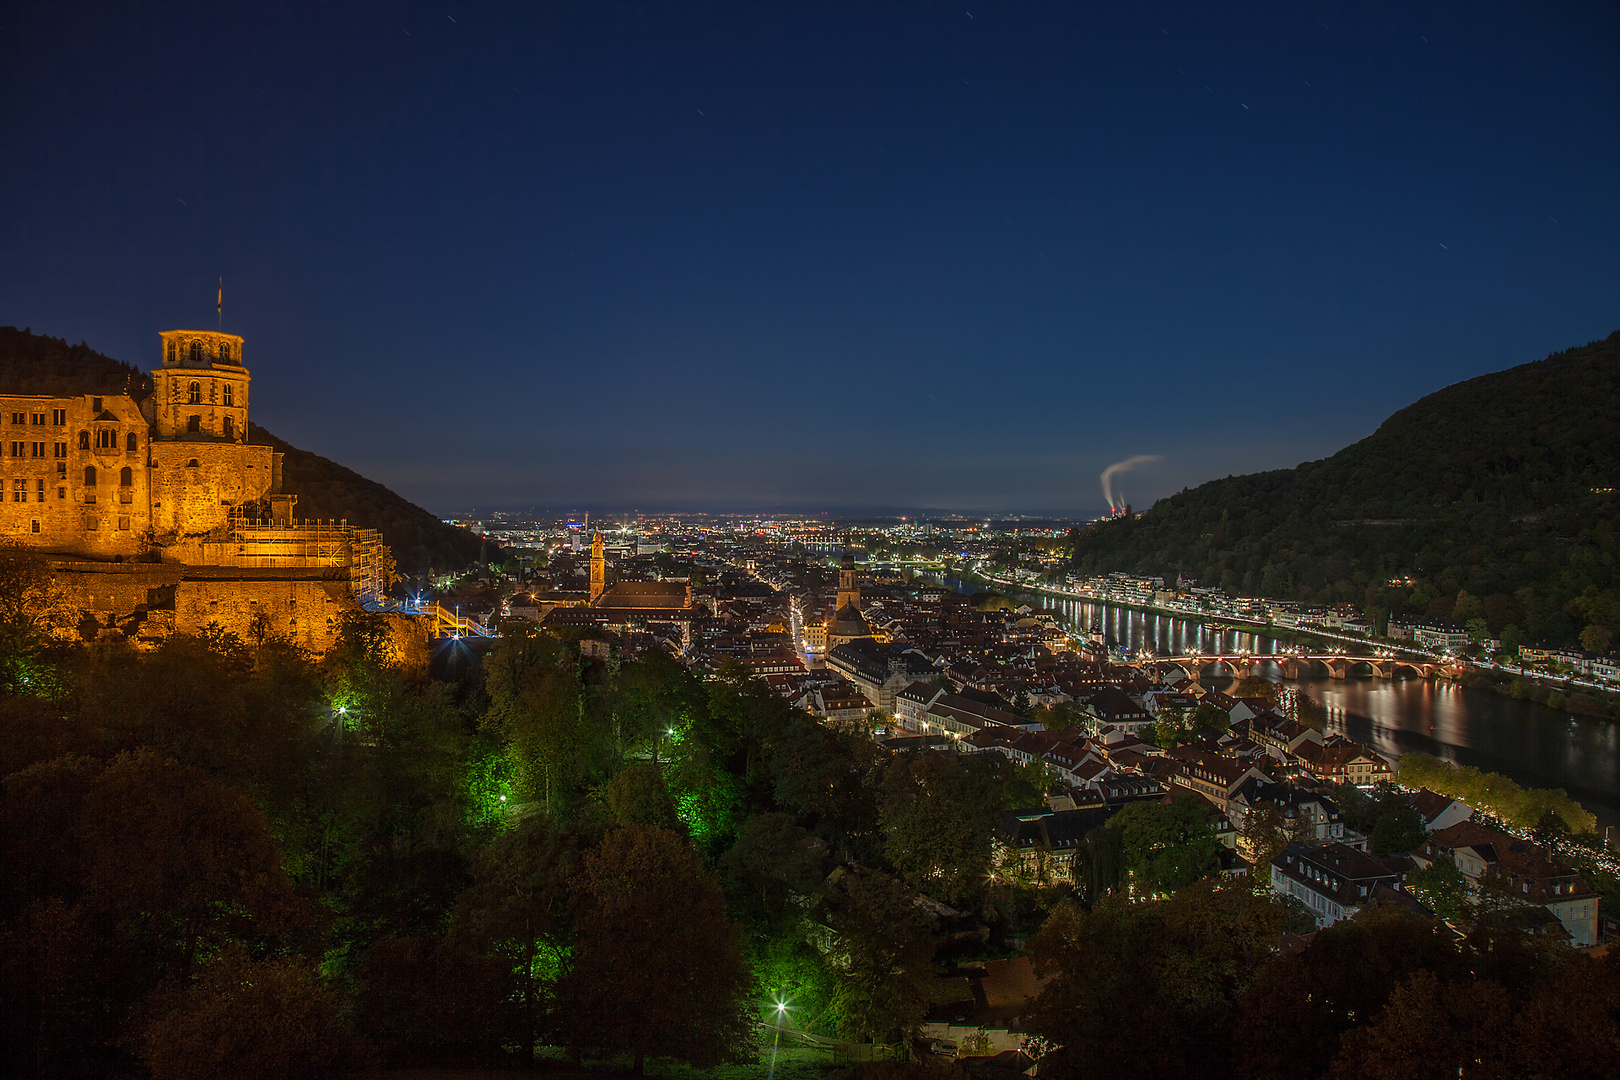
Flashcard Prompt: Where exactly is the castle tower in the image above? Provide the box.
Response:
[835,549,860,612]
[154,330,251,443]
[589,532,606,603]
[148,330,277,542]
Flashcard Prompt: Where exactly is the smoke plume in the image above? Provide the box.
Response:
[1100,455,1163,511]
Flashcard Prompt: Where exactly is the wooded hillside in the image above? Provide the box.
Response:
[1070,331,1620,649]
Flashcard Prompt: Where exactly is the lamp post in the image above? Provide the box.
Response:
[768,999,790,1080]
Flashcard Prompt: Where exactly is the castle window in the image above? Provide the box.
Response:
[52,410,65,426]
[187,415,201,434]
[30,520,38,534]
[167,341,176,364]
[56,461,65,476]
[222,416,234,439]
[11,480,25,502]
[189,342,202,364]
[78,431,89,450]
[30,414,44,425]
[30,443,43,457]
[119,467,132,487]
[9,413,22,425]
[57,487,64,500]
[187,459,199,468]
[222,384,233,407]
[84,515,98,530]
[95,429,117,450]
[35,480,43,500]
[84,466,96,486]
[188,382,201,404]
[8,442,20,457]
[118,516,130,531]
[92,398,101,413]
[126,432,137,452]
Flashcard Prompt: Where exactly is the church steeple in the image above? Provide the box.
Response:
[589,532,606,603]
[835,549,860,613]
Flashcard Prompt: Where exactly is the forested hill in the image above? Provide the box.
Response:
[0,327,485,576]
[247,425,485,576]
[1070,330,1620,650]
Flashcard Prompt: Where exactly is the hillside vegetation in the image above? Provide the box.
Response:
[0,327,484,576]
[1070,331,1620,650]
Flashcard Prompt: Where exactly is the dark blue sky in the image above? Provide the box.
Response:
[2,1,1616,516]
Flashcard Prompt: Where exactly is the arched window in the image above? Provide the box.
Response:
[188,381,201,404]
[126,432,137,452]
[83,466,96,486]
[218,341,229,360]
[189,342,202,364]
[166,341,176,364]
[221,384,233,407]
[186,458,199,468]
[77,430,89,450]
[119,466,132,487]
[222,416,234,439]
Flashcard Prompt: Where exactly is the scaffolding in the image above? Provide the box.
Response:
[224,510,385,602]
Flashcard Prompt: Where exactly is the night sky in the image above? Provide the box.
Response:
[2,2,1616,516]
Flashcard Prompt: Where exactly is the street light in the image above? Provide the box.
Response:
[768,998,793,1080]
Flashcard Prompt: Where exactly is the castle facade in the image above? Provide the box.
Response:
[4,330,388,654]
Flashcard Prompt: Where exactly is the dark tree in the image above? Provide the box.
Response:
[561,825,752,1075]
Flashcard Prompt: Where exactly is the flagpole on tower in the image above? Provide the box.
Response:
[217,277,223,330]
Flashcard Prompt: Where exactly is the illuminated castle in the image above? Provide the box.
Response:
[0,330,387,652]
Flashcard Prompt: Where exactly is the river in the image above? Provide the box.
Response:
[938,580,1620,830]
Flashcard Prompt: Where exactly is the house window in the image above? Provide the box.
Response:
[52,409,65,426]
[188,381,201,404]
[187,415,200,434]
[78,431,89,450]
[222,383,233,407]
[83,466,96,486]
[126,432,137,452]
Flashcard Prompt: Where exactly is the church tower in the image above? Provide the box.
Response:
[589,532,606,603]
[835,549,860,612]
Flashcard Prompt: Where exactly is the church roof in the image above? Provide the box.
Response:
[594,581,692,609]
[826,601,872,639]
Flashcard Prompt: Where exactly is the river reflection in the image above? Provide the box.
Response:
[941,581,1620,829]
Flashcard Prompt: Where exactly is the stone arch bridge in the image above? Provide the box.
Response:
[1159,653,1443,682]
